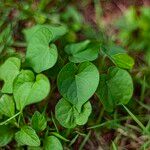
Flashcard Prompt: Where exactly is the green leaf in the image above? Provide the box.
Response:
[61,6,83,31]
[15,126,40,147]
[25,27,58,73]
[62,6,83,23]
[13,70,50,111]
[23,24,68,42]
[55,98,76,128]
[31,111,47,132]
[0,57,21,93]
[0,94,15,117]
[74,100,92,125]
[44,136,63,150]
[0,25,13,54]
[65,40,100,63]
[102,45,134,69]
[112,53,134,69]
[96,67,133,112]
[0,125,14,147]
[57,61,99,111]
[55,98,92,128]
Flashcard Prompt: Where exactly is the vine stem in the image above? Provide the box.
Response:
[12,42,27,47]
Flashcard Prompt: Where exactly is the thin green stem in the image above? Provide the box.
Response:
[0,112,21,126]
[51,111,59,133]
[140,76,146,102]
[79,131,91,150]
[12,41,27,47]
[96,107,104,124]
[123,105,149,135]
[88,115,150,130]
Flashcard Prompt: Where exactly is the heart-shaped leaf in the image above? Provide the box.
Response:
[55,98,92,128]
[0,94,15,117]
[13,70,50,111]
[74,100,92,125]
[65,40,100,63]
[25,27,58,73]
[31,111,47,132]
[96,67,133,112]
[0,57,21,93]
[23,24,68,42]
[102,45,134,69]
[15,126,40,146]
[57,61,99,111]
[44,136,63,150]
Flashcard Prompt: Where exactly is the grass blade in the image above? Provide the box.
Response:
[122,105,148,134]
[79,131,91,150]
[112,141,118,150]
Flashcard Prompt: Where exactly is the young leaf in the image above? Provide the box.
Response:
[61,6,83,31]
[0,25,13,54]
[102,45,134,69]
[13,70,50,111]
[65,40,100,63]
[96,67,133,112]
[0,125,14,147]
[25,27,58,73]
[31,111,47,132]
[23,24,68,42]
[44,136,63,150]
[55,98,76,128]
[57,61,99,111]
[0,57,21,93]
[111,53,134,69]
[55,98,92,128]
[0,94,15,117]
[15,126,40,147]
[74,100,92,125]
